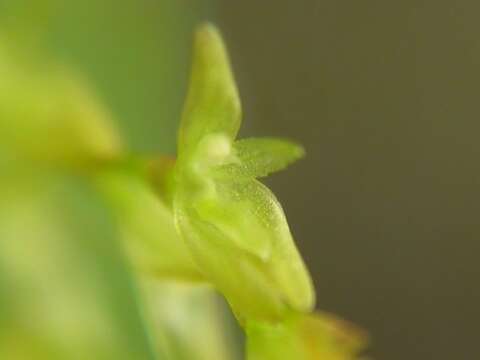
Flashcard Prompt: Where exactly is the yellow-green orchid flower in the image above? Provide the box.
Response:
[173,24,315,322]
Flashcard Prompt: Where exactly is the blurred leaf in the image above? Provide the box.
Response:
[142,281,242,360]
[0,0,55,43]
[0,35,123,167]
[96,168,203,282]
[0,174,157,359]
[2,0,213,153]
[46,0,212,153]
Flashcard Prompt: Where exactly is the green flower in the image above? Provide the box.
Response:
[173,24,315,322]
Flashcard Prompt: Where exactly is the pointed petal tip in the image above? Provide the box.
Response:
[195,22,222,47]
[193,23,232,72]
[294,143,306,158]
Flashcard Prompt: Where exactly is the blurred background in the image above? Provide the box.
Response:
[2,0,479,359]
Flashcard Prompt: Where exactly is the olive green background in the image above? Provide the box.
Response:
[6,0,478,359]
[216,1,479,359]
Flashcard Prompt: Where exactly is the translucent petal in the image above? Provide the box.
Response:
[178,23,241,156]
[215,137,305,179]
[175,177,315,320]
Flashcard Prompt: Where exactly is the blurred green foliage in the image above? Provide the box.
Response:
[0,0,212,153]
[0,175,156,359]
